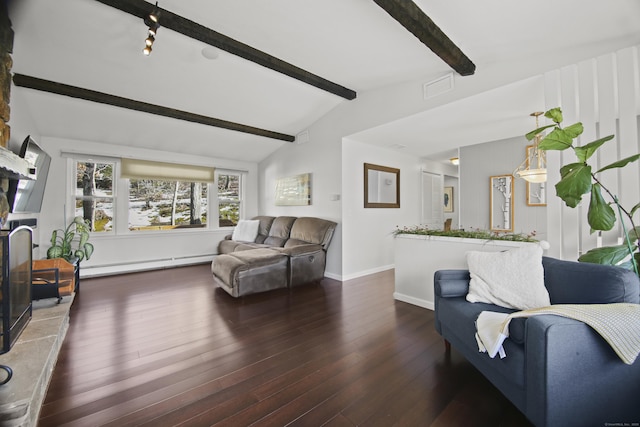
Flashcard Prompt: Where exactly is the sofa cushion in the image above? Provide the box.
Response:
[542,257,640,304]
[232,219,260,242]
[252,216,275,244]
[263,216,297,247]
[437,297,525,389]
[466,244,550,310]
[288,217,337,249]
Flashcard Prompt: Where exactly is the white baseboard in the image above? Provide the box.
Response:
[340,264,394,281]
[81,255,215,278]
[393,292,434,310]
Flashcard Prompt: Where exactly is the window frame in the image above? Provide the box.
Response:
[69,156,118,235]
[216,170,244,228]
[67,156,244,235]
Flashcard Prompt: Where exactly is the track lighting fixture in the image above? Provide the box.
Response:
[142,2,160,56]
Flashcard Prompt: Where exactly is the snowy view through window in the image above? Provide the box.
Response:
[75,163,240,231]
[75,162,114,232]
[128,179,207,230]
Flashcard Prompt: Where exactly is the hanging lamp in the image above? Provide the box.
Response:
[513,111,547,183]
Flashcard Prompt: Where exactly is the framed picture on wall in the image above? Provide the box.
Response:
[443,186,454,213]
[275,173,312,206]
[490,175,514,232]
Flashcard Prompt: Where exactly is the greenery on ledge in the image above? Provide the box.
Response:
[393,226,539,242]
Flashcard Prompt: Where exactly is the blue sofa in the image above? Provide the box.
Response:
[434,256,640,427]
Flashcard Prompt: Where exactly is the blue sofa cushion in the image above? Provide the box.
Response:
[437,297,525,389]
[542,257,640,304]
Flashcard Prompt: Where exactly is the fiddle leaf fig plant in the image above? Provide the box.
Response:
[529,107,640,275]
[47,216,95,263]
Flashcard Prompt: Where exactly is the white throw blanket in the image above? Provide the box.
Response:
[475,303,640,365]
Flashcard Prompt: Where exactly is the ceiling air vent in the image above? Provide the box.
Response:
[423,73,454,99]
[295,130,310,145]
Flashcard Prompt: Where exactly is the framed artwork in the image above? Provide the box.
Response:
[490,175,514,232]
[275,173,311,206]
[443,186,454,213]
[364,163,400,208]
[526,145,547,206]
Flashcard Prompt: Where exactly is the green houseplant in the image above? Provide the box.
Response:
[530,107,640,275]
[47,216,95,263]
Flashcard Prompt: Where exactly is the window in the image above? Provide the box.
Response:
[74,161,115,232]
[128,179,207,231]
[70,157,241,233]
[217,172,241,227]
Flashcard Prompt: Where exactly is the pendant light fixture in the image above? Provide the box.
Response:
[143,2,160,56]
[513,111,547,183]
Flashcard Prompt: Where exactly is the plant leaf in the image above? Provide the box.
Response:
[597,153,640,173]
[574,135,614,162]
[84,243,95,260]
[538,128,573,150]
[587,183,616,231]
[630,202,640,218]
[578,245,630,266]
[74,250,85,263]
[563,122,584,138]
[50,230,58,246]
[555,162,592,208]
[626,226,640,243]
[545,108,563,124]
[79,231,89,247]
[47,246,64,259]
[525,124,556,141]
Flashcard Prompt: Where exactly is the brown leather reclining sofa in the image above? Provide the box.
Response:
[211,216,337,297]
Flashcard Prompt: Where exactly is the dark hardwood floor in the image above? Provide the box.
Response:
[38,265,531,426]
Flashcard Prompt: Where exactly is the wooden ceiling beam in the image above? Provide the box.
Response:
[94,0,357,100]
[13,74,296,142]
[372,0,476,76]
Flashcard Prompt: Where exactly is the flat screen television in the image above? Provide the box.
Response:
[7,136,51,213]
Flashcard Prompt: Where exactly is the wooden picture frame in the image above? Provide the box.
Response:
[490,175,514,232]
[443,186,454,213]
[364,163,400,208]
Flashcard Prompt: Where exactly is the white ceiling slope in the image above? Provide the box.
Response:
[7,0,640,163]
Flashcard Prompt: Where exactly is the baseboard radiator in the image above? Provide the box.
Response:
[81,254,216,278]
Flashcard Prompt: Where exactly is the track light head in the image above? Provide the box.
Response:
[149,2,160,23]
[142,2,160,55]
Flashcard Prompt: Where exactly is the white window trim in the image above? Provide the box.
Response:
[67,156,118,235]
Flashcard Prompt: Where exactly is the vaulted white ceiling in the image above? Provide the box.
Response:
[8,0,640,163]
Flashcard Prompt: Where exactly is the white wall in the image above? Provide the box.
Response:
[459,136,547,240]
[259,44,640,279]
[341,139,423,279]
[544,45,640,260]
[31,136,259,276]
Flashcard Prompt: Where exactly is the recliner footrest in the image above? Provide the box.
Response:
[211,249,289,297]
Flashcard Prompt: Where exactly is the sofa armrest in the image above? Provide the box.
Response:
[525,315,640,427]
[434,270,470,298]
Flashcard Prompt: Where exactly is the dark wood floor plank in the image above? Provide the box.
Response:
[37,264,531,427]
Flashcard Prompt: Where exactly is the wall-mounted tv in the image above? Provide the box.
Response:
[7,136,51,214]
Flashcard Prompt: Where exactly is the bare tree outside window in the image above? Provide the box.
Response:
[218,173,240,226]
[75,161,114,232]
[128,179,207,231]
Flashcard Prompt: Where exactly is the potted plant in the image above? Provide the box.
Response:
[530,107,640,275]
[47,216,95,263]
